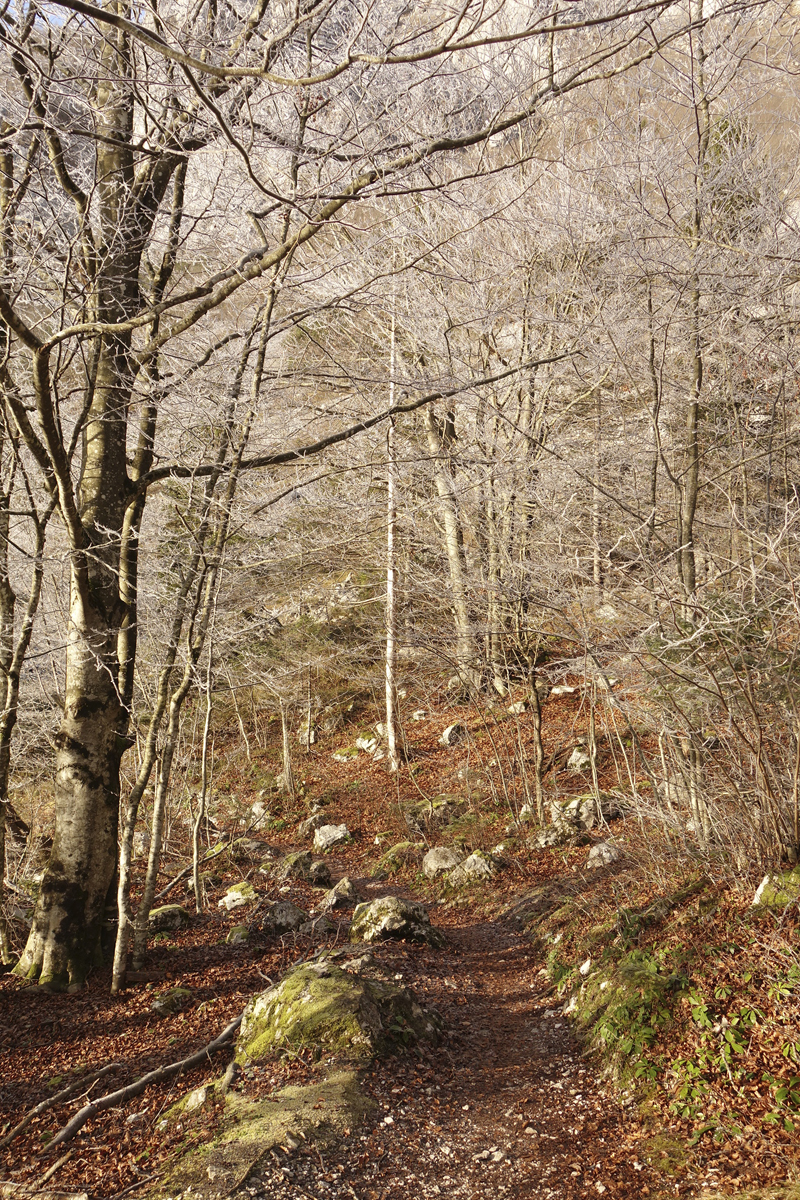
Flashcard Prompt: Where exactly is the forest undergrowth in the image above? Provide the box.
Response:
[1,683,799,1200]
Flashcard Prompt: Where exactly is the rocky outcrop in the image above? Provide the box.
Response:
[349,896,446,947]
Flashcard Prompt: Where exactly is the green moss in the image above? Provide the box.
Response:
[236,962,440,1063]
[152,1068,373,1198]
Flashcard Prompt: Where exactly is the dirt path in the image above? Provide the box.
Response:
[229,889,657,1200]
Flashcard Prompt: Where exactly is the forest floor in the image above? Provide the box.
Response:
[1,688,799,1200]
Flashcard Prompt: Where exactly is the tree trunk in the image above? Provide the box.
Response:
[423,407,476,691]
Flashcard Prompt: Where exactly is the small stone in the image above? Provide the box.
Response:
[184,1086,210,1113]
[439,723,467,747]
[226,924,250,945]
[309,859,332,887]
[507,700,527,714]
[579,957,592,976]
[411,709,427,721]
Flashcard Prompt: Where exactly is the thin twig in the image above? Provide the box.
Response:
[38,1147,75,1186]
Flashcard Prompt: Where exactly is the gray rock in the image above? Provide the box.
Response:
[298,812,328,839]
[550,793,621,831]
[262,900,308,934]
[567,746,592,772]
[586,841,623,869]
[309,859,332,887]
[275,850,314,881]
[148,904,190,932]
[411,709,427,721]
[320,876,360,912]
[313,823,350,852]
[349,896,446,947]
[446,850,497,887]
[507,700,528,715]
[439,723,467,747]
[422,846,463,879]
[298,914,338,937]
[355,735,379,753]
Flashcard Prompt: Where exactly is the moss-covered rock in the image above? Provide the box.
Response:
[236,960,441,1063]
[218,881,257,910]
[374,840,423,877]
[153,1068,372,1199]
[349,896,446,947]
[226,924,250,945]
[148,904,190,932]
[402,795,465,835]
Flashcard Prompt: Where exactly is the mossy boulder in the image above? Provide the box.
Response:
[236,960,441,1063]
[148,904,190,932]
[402,794,465,835]
[349,896,446,947]
[752,867,800,908]
[156,1069,372,1197]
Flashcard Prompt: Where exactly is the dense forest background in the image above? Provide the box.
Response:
[0,0,798,987]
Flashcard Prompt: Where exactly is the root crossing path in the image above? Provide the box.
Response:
[234,892,657,1200]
